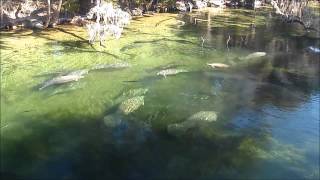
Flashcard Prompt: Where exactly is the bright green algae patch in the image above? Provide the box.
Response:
[1,8,319,179]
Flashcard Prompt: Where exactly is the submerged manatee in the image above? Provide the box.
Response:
[91,62,131,70]
[122,88,149,97]
[188,111,218,122]
[207,63,230,69]
[103,113,153,147]
[49,82,86,96]
[114,88,149,104]
[118,96,145,115]
[157,68,188,78]
[167,111,218,136]
[240,52,266,60]
[103,114,123,128]
[39,69,88,90]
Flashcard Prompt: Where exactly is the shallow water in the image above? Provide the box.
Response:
[1,8,319,179]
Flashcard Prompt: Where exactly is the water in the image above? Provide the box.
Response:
[1,8,319,179]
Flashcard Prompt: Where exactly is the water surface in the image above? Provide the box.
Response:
[1,8,319,179]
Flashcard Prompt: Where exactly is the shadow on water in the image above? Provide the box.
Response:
[1,95,312,179]
[0,106,277,179]
[56,28,88,41]
[45,40,120,59]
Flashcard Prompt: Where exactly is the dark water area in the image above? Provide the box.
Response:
[1,8,319,180]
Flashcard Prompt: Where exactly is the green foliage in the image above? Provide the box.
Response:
[62,0,80,14]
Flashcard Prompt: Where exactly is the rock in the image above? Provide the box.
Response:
[48,23,57,28]
[210,0,225,7]
[207,63,230,69]
[176,1,187,12]
[118,96,145,115]
[23,19,44,29]
[71,16,88,26]
[131,8,143,16]
[195,0,207,9]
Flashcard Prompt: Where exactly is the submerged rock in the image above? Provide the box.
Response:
[118,96,145,114]
[207,63,230,69]
[240,52,266,60]
[167,111,218,136]
[157,68,188,78]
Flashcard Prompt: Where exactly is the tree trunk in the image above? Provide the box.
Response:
[44,0,51,28]
[52,0,63,25]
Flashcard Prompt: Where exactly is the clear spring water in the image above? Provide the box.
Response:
[1,8,319,179]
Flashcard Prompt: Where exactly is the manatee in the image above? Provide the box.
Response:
[240,52,266,60]
[167,111,218,136]
[114,88,149,104]
[39,69,88,90]
[157,68,188,78]
[91,62,131,70]
[146,63,183,73]
[188,111,218,122]
[49,82,86,96]
[103,114,123,128]
[67,69,89,76]
[118,96,145,115]
[207,63,230,69]
[122,88,149,97]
